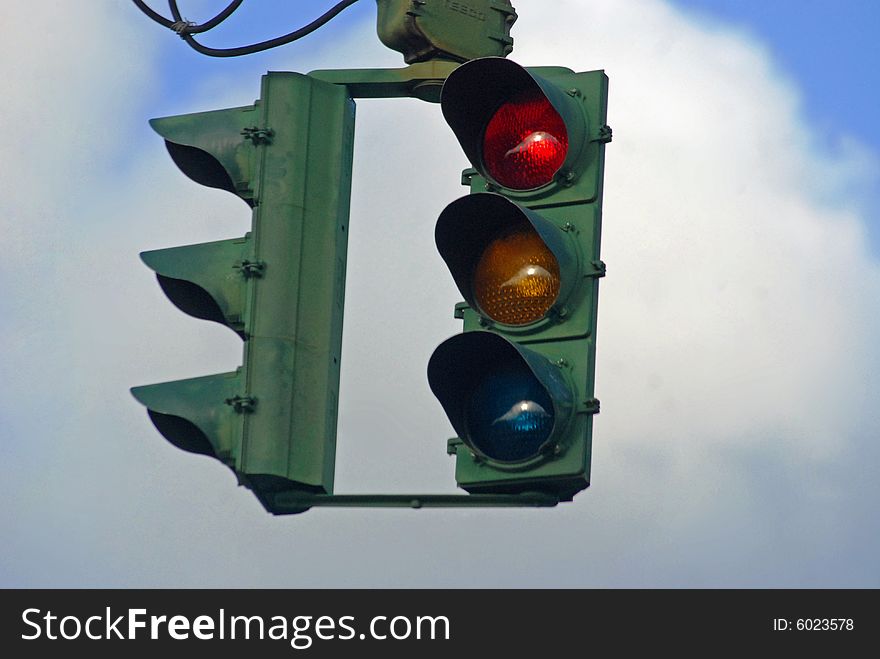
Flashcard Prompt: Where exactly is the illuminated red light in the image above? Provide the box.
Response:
[482,89,568,190]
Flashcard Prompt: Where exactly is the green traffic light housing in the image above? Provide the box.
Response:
[433,57,609,500]
[133,72,356,512]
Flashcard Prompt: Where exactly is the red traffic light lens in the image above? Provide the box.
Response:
[482,89,568,190]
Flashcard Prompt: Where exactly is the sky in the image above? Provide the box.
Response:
[1,0,878,587]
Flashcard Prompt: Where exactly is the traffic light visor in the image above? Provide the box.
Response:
[131,371,243,461]
[139,237,251,339]
[428,332,573,464]
[441,57,586,191]
[436,193,577,327]
[150,106,257,205]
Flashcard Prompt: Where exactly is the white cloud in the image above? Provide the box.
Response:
[2,0,879,587]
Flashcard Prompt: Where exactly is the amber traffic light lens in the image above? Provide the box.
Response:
[482,88,568,190]
[473,225,560,325]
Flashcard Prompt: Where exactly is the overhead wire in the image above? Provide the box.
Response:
[176,0,245,34]
[131,0,362,57]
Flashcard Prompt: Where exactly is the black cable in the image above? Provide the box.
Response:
[133,0,243,32]
[132,0,174,28]
[178,0,245,34]
[171,0,361,57]
[133,0,362,58]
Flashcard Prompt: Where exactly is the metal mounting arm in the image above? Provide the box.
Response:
[265,490,560,514]
[308,60,460,102]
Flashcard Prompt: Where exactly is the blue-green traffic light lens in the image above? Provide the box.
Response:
[465,365,555,462]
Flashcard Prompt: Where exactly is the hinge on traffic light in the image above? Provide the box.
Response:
[241,126,275,145]
[586,259,606,279]
[225,395,257,414]
[583,398,600,415]
[235,259,266,278]
[594,125,613,144]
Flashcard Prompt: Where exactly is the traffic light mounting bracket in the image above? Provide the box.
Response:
[309,60,458,102]
[269,491,559,513]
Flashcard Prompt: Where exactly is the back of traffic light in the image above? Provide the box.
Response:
[132,72,355,513]
[429,57,610,500]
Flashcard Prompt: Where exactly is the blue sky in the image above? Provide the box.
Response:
[145,1,880,144]
[1,1,878,587]
[146,0,880,244]
[671,0,880,246]
[672,0,880,154]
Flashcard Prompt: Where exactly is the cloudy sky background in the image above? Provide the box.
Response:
[2,0,878,587]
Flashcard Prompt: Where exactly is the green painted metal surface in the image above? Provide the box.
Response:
[309,60,459,103]
[140,236,252,337]
[132,371,245,465]
[376,0,516,64]
[150,105,258,202]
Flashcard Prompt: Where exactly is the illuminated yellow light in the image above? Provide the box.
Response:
[473,226,560,325]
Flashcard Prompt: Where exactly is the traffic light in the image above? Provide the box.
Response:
[131,72,355,513]
[429,57,610,500]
